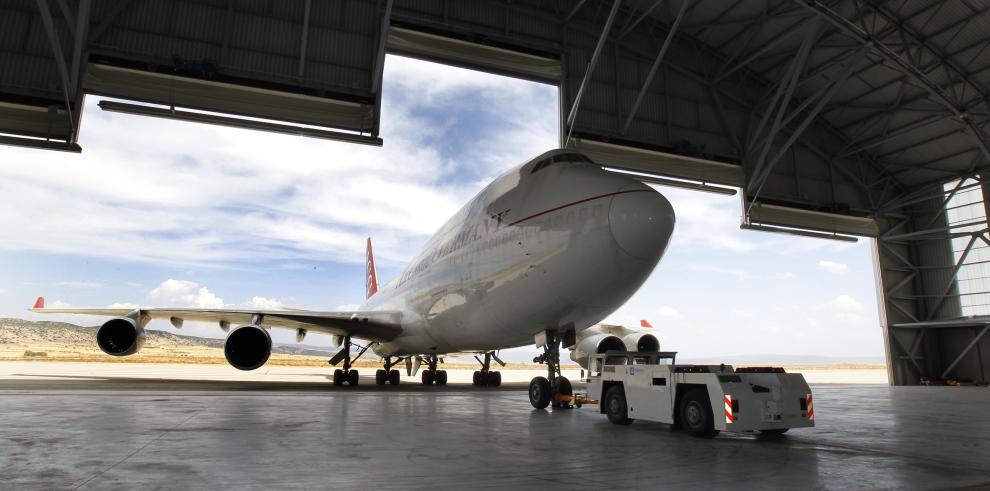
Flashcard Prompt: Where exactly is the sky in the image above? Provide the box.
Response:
[0,55,885,362]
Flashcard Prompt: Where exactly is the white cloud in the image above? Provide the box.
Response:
[818,260,849,274]
[656,306,683,319]
[687,264,758,281]
[242,296,283,310]
[56,281,103,288]
[0,56,556,269]
[49,300,72,308]
[149,279,226,308]
[825,295,864,313]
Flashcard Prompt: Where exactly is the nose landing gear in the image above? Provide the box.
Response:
[472,351,504,387]
[530,329,572,409]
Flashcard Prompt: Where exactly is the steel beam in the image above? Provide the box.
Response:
[620,0,688,135]
[565,0,621,146]
[617,0,663,39]
[88,0,133,43]
[297,0,312,79]
[792,0,990,167]
[940,326,990,379]
[34,0,73,130]
[565,0,588,23]
[69,0,90,100]
[926,234,979,321]
[756,46,870,190]
[746,22,818,196]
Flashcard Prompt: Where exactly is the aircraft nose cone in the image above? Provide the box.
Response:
[609,184,675,261]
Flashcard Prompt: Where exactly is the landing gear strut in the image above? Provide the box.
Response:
[530,329,572,409]
[329,336,370,387]
[375,356,402,386]
[420,354,447,386]
[472,351,503,387]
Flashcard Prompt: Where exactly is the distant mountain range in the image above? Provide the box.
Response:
[0,317,336,357]
[0,318,884,365]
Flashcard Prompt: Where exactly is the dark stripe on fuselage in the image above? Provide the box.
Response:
[508,189,653,227]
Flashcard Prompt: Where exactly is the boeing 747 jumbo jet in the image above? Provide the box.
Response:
[31,149,675,409]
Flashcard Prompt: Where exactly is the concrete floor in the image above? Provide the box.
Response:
[1,379,988,490]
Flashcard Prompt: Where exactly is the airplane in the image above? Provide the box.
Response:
[30,148,675,409]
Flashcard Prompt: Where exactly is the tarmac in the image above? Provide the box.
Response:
[0,368,988,490]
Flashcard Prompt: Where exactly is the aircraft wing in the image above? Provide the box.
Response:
[29,301,403,342]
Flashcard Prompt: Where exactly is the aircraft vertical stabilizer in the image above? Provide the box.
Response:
[366,238,379,299]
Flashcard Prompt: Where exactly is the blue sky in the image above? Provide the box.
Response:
[0,55,884,361]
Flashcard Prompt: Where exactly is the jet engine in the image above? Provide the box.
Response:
[622,332,659,352]
[569,333,625,368]
[96,317,145,356]
[224,325,272,371]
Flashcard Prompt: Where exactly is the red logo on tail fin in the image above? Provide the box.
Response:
[366,238,379,299]
[640,319,653,328]
[32,297,44,309]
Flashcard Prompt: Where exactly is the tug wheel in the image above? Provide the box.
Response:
[680,388,718,438]
[604,386,633,425]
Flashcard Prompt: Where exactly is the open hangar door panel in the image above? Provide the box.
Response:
[0,0,387,151]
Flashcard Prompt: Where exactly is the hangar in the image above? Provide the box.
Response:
[0,0,990,385]
[3,1,990,488]
[4,0,988,385]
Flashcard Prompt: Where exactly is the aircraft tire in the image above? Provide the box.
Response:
[472,371,482,386]
[529,376,552,409]
[422,370,435,385]
[375,369,386,385]
[347,369,359,386]
[490,371,501,387]
[604,385,633,425]
[435,370,448,385]
[388,370,400,385]
[333,369,344,386]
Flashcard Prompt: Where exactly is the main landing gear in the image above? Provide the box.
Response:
[329,336,371,387]
[472,351,503,387]
[375,356,402,385]
[420,354,448,386]
[529,329,573,409]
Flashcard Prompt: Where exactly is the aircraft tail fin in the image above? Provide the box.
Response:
[366,238,379,299]
[640,319,653,329]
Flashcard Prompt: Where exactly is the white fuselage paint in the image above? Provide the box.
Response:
[364,149,676,357]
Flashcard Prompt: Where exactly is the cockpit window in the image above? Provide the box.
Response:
[530,153,595,174]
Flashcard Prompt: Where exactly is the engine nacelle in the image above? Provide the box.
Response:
[570,333,625,369]
[224,325,272,371]
[96,317,145,356]
[622,332,660,352]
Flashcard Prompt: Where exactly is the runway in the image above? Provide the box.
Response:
[1,376,988,490]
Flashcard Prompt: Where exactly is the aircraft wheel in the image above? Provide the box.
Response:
[553,377,573,409]
[529,376,552,409]
[472,371,482,386]
[604,385,633,425]
[680,388,718,438]
[347,369,359,387]
[332,369,344,386]
[375,369,386,385]
[422,370,435,385]
[388,369,400,385]
[434,370,448,386]
[485,371,501,387]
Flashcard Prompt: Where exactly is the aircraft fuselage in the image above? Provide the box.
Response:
[366,149,675,356]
